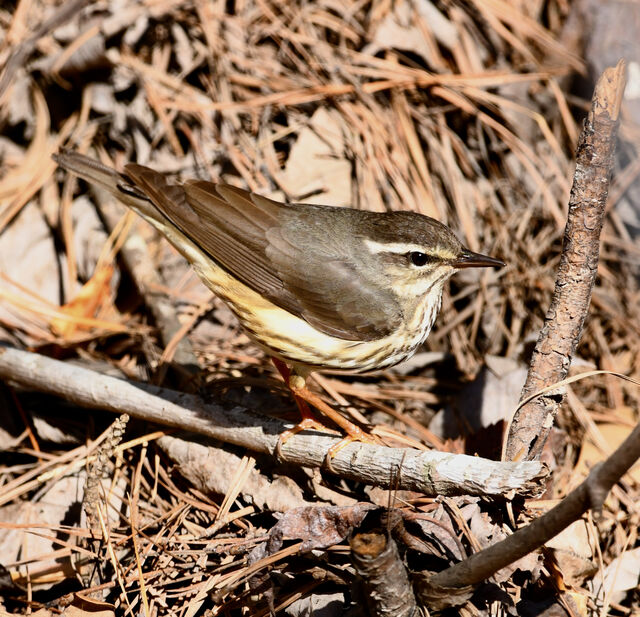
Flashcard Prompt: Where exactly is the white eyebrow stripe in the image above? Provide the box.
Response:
[364,239,428,255]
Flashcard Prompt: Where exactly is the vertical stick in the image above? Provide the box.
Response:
[504,61,626,462]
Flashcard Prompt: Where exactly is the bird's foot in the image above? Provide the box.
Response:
[287,376,384,472]
[271,357,383,469]
[274,414,382,473]
[321,431,384,473]
[274,416,340,460]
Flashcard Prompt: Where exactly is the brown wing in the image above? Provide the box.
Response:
[262,211,403,340]
[124,164,401,341]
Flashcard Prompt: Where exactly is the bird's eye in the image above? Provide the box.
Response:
[409,251,430,266]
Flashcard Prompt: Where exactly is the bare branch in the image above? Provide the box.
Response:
[0,344,545,497]
[504,60,626,462]
[419,62,631,604]
[426,419,640,594]
[351,530,418,617]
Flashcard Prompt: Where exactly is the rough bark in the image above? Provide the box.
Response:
[504,61,626,462]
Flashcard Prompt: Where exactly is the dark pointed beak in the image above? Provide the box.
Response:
[452,249,505,269]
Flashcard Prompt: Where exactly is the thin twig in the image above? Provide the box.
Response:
[416,61,631,606]
[425,419,640,599]
[504,60,626,462]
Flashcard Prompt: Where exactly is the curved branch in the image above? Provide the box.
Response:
[427,419,640,593]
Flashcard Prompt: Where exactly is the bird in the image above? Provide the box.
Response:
[53,149,504,458]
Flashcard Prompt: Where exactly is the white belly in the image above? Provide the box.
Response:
[143,216,442,373]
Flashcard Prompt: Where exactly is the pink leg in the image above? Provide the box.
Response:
[271,358,382,464]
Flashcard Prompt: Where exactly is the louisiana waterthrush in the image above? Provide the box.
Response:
[54,150,504,453]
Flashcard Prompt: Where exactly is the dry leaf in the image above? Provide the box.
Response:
[51,264,115,337]
[281,108,351,206]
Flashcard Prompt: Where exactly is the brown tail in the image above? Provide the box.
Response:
[54,149,154,204]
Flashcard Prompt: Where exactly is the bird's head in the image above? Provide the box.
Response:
[359,211,504,304]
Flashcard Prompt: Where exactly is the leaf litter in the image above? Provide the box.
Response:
[0,0,639,615]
